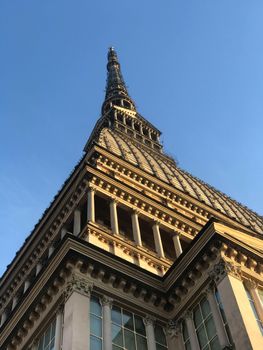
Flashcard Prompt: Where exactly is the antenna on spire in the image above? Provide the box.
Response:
[102,47,136,114]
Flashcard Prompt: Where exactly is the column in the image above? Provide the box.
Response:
[12,295,18,310]
[185,312,200,350]
[61,227,67,239]
[54,306,63,350]
[152,223,165,258]
[62,276,93,350]
[36,262,42,276]
[206,289,229,348]
[87,188,95,223]
[24,279,30,293]
[73,209,81,236]
[0,310,7,327]
[101,296,113,350]
[246,280,263,322]
[131,211,142,246]
[215,260,262,349]
[172,233,182,258]
[144,316,157,350]
[48,245,55,258]
[110,200,119,235]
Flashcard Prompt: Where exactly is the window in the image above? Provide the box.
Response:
[90,296,103,350]
[182,320,191,350]
[245,288,263,335]
[193,297,220,350]
[258,289,263,305]
[37,319,56,350]
[154,324,167,350]
[214,289,232,343]
[111,305,147,350]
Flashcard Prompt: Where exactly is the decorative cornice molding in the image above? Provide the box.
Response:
[64,274,93,301]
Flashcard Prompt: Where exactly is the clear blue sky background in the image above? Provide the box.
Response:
[1,0,263,276]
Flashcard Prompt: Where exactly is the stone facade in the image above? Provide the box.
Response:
[0,48,262,350]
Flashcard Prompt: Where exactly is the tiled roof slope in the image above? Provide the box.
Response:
[97,127,263,234]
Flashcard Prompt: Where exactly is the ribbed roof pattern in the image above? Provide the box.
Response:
[97,127,263,234]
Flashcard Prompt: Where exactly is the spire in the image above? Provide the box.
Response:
[102,47,136,114]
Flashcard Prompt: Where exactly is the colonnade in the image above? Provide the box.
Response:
[85,188,183,260]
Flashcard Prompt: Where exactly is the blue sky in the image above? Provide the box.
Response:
[1,0,263,276]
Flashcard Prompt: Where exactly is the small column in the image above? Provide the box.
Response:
[48,245,55,258]
[185,311,200,350]
[62,276,93,350]
[73,209,81,236]
[206,289,229,348]
[172,233,183,258]
[61,227,67,239]
[246,280,263,322]
[24,279,30,293]
[101,296,113,350]
[131,211,142,246]
[36,262,42,276]
[110,200,119,235]
[87,188,95,223]
[0,310,7,327]
[12,295,18,310]
[144,316,157,350]
[54,306,63,350]
[152,223,165,258]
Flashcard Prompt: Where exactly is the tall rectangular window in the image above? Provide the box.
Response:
[245,288,263,335]
[214,289,232,343]
[111,305,147,350]
[37,319,56,350]
[154,324,168,350]
[193,297,220,350]
[90,295,103,350]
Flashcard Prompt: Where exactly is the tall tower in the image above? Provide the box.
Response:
[0,49,262,350]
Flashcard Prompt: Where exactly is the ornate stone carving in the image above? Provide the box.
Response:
[100,296,113,307]
[244,279,258,290]
[143,315,156,326]
[64,274,93,300]
[209,259,242,283]
[165,320,182,338]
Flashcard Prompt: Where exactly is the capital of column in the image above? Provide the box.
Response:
[64,274,93,301]
[143,315,156,327]
[244,278,258,290]
[183,310,193,320]
[87,186,96,194]
[152,220,160,227]
[132,209,141,216]
[172,230,181,237]
[101,296,113,307]
[209,259,242,283]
